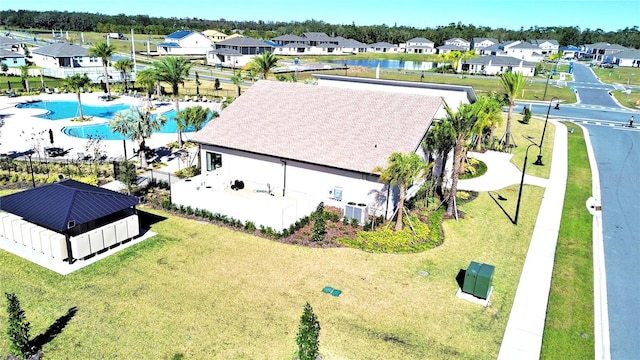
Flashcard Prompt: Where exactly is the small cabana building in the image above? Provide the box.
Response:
[0,179,140,268]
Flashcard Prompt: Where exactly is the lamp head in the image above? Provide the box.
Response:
[533,155,544,166]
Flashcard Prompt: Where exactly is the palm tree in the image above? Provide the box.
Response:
[470,96,502,151]
[499,71,526,148]
[135,68,158,110]
[19,64,30,93]
[152,56,193,147]
[230,70,242,97]
[109,107,167,169]
[63,73,92,121]
[422,118,455,199]
[443,103,478,217]
[445,50,463,72]
[113,58,134,92]
[89,42,116,97]
[176,106,217,167]
[373,152,427,231]
[247,51,279,80]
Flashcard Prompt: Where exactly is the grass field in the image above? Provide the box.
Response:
[540,124,594,359]
[0,179,547,359]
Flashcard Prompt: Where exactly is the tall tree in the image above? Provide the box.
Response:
[373,152,427,231]
[422,119,456,199]
[63,73,92,121]
[499,71,526,148]
[113,58,134,92]
[176,105,215,167]
[109,107,167,168]
[296,302,320,360]
[152,56,193,147]
[444,103,478,217]
[19,64,30,93]
[470,96,503,151]
[230,70,242,97]
[134,68,158,110]
[246,51,279,80]
[89,42,116,97]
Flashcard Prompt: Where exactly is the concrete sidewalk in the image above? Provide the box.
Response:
[497,120,568,360]
[455,120,568,359]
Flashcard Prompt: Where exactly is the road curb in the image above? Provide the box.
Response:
[580,124,611,360]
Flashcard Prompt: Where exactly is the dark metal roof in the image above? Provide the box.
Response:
[166,30,195,40]
[0,179,138,232]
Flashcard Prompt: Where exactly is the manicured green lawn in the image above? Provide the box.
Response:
[0,182,546,358]
[540,124,594,359]
[591,66,640,86]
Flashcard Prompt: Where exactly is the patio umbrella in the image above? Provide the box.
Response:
[49,129,54,145]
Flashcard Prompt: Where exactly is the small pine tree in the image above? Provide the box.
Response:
[522,106,532,124]
[5,293,34,359]
[296,302,320,360]
[214,78,221,91]
[311,202,326,242]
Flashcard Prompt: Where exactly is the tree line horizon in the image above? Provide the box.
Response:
[1,9,639,49]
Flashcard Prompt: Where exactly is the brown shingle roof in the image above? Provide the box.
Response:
[193,81,442,174]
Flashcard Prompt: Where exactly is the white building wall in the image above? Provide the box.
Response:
[172,145,396,231]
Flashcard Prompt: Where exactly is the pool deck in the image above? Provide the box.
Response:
[0,92,221,162]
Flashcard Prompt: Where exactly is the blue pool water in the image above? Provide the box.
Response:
[16,100,130,120]
[62,110,212,140]
[322,59,437,71]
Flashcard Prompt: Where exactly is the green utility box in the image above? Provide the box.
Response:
[463,261,481,295]
[462,261,495,300]
[474,263,495,300]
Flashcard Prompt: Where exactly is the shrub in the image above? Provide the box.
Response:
[296,302,320,360]
[350,218,359,228]
[456,191,470,200]
[174,165,200,179]
[340,214,434,253]
[5,293,36,358]
[244,221,256,232]
[311,202,326,242]
[161,198,171,209]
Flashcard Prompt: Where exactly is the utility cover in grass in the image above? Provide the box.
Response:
[322,286,341,296]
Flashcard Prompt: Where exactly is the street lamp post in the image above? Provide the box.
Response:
[537,96,560,160]
[515,143,541,224]
[26,151,36,188]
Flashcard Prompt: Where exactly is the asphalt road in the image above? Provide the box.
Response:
[526,61,640,359]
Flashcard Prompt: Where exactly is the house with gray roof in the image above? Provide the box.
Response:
[609,49,640,67]
[368,42,400,53]
[158,30,213,56]
[504,41,543,62]
[207,36,275,68]
[0,48,26,68]
[173,77,475,230]
[529,39,559,55]
[405,37,436,54]
[459,55,536,76]
[444,38,470,50]
[272,33,365,55]
[472,38,499,51]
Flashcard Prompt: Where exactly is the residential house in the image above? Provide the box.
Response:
[458,55,536,76]
[368,42,400,53]
[174,77,476,231]
[271,34,305,46]
[157,30,213,56]
[202,29,228,43]
[0,179,139,267]
[31,41,112,80]
[405,37,436,54]
[581,42,628,62]
[0,48,26,68]
[503,41,543,62]
[471,38,499,51]
[207,36,275,68]
[443,38,470,50]
[609,49,640,67]
[335,37,368,54]
[560,45,581,59]
[529,39,559,56]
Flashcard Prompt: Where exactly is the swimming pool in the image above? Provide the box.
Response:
[16,100,130,120]
[62,110,212,140]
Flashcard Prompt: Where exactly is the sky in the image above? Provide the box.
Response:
[2,0,638,32]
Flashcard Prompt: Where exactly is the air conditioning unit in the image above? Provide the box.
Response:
[344,202,367,225]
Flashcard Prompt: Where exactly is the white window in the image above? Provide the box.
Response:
[206,152,222,171]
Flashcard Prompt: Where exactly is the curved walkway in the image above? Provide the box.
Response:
[454,120,568,359]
